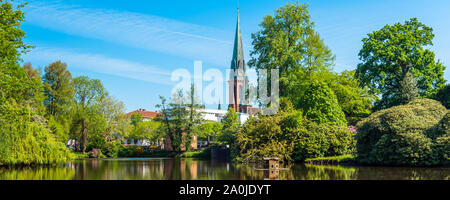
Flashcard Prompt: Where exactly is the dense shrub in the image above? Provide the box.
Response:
[434,84,450,109]
[294,122,356,161]
[236,100,302,163]
[102,140,123,158]
[0,101,74,166]
[356,99,448,166]
[237,98,356,163]
[297,81,348,126]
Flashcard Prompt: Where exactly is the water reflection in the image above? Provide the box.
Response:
[0,158,448,180]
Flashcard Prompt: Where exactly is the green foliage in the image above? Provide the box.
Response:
[327,70,376,125]
[47,115,67,143]
[298,81,347,126]
[0,1,73,166]
[157,85,204,152]
[248,2,334,97]
[0,0,33,65]
[129,120,164,142]
[305,155,355,163]
[0,101,74,166]
[237,98,355,164]
[130,113,143,126]
[237,109,300,163]
[356,18,447,109]
[294,122,356,161]
[356,99,448,166]
[177,148,211,159]
[399,71,419,105]
[434,84,450,109]
[197,121,222,141]
[72,76,106,152]
[217,108,240,146]
[248,2,375,125]
[43,61,74,117]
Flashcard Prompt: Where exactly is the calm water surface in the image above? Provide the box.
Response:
[0,158,448,180]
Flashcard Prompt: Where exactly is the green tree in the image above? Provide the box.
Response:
[327,70,377,125]
[197,121,222,142]
[218,108,240,146]
[0,0,32,65]
[356,18,446,109]
[298,81,347,126]
[156,85,204,152]
[22,62,45,110]
[356,99,448,166]
[98,96,131,139]
[237,99,302,163]
[399,71,419,105]
[248,2,334,98]
[129,120,163,142]
[434,84,450,109]
[0,1,73,165]
[130,113,143,127]
[0,0,34,103]
[72,76,106,153]
[43,61,74,117]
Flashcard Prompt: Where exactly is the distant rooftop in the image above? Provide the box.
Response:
[125,109,161,119]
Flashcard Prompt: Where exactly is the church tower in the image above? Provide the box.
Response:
[228,9,252,114]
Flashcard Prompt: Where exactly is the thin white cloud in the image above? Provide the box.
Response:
[24,0,234,66]
[23,47,174,85]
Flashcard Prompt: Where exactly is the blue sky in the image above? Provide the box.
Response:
[20,0,450,112]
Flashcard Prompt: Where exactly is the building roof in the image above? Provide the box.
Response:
[126,109,161,119]
[230,9,245,72]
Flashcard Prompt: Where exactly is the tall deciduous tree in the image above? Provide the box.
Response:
[73,76,106,153]
[0,1,73,165]
[98,96,130,138]
[0,0,32,64]
[248,2,334,97]
[43,61,74,117]
[218,108,240,146]
[156,85,204,152]
[356,18,446,109]
[0,0,34,103]
[327,70,377,125]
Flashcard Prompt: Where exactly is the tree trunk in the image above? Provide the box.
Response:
[81,119,87,153]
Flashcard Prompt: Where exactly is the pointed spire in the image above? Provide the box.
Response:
[231,8,245,71]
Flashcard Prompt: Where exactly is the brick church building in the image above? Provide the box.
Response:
[228,9,260,115]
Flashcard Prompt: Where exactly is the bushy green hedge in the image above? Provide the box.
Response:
[294,122,356,161]
[0,101,74,166]
[356,99,449,166]
[237,99,356,163]
[298,81,348,126]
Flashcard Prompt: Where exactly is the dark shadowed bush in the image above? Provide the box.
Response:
[434,84,450,109]
[356,99,448,166]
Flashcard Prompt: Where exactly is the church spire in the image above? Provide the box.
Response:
[231,8,245,71]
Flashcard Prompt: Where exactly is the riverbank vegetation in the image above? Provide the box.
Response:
[231,2,448,166]
[0,1,448,167]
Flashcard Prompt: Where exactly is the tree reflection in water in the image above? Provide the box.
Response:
[0,159,448,180]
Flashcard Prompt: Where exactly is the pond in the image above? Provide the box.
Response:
[0,158,448,180]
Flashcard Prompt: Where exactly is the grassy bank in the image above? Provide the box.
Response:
[176,150,211,159]
[305,155,356,165]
